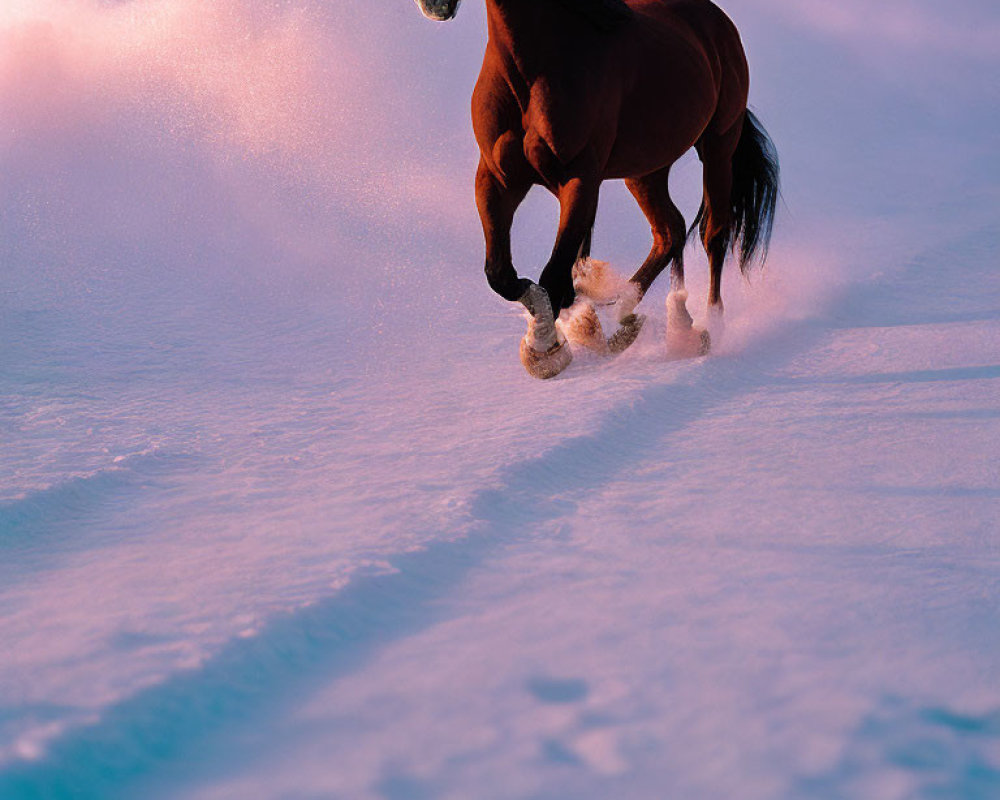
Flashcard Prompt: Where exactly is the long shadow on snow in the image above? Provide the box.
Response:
[12,216,998,795]
[0,314,833,799]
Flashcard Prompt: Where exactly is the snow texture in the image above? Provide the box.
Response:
[1,0,998,798]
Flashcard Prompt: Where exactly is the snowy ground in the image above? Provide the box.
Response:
[1,1,998,798]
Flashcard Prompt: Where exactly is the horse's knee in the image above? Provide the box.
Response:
[485,260,530,302]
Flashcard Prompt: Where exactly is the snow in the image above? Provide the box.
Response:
[1,0,998,798]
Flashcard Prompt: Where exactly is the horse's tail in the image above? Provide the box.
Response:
[692,110,780,274]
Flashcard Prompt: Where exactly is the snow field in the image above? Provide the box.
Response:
[2,0,999,797]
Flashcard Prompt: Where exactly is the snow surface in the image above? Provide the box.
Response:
[1,0,998,798]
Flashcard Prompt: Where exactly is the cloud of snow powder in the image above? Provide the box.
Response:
[0,0,480,309]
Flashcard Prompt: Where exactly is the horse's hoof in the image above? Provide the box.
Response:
[607,313,646,355]
[520,336,573,379]
[666,325,711,359]
[559,302,609,355]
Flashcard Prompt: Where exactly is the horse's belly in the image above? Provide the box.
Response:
[605,78,717,178]
[604,121,705,179]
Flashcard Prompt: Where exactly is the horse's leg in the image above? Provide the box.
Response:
[555,188,619,357]
[477,159,578,378]
[538,176,601,319]
[626,168,687,301]
[697,122,743,315]
[476,157,531,305]
[626,170,708,357]
[614,170,699,355]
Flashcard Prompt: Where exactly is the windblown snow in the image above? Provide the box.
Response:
[1,0,998,798]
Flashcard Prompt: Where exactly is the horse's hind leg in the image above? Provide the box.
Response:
[538,176,601,317]
[627,168,709,357]
[626,167,687,301]
[696,122,742,314]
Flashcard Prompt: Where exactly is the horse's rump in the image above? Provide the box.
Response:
[624,0,750,136]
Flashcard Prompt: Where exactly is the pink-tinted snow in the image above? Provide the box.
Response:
[1,1,998,798]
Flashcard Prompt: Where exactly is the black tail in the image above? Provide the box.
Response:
[692,110,780,274]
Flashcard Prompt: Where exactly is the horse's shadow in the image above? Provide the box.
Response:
[4,227,998,796]
[0,302,830,799]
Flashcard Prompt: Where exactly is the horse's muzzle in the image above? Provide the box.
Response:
[414,0,462,21]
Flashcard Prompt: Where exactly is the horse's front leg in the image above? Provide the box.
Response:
[538,176,600,318]
[476,158,531,305]
[507,175,605,377]
[477,159,570,379]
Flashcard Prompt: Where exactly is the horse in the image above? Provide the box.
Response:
[414,0,779,378]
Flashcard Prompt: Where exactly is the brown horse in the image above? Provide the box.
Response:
[415,0,778,378]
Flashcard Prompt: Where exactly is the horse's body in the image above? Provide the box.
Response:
[415,0,778,377]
